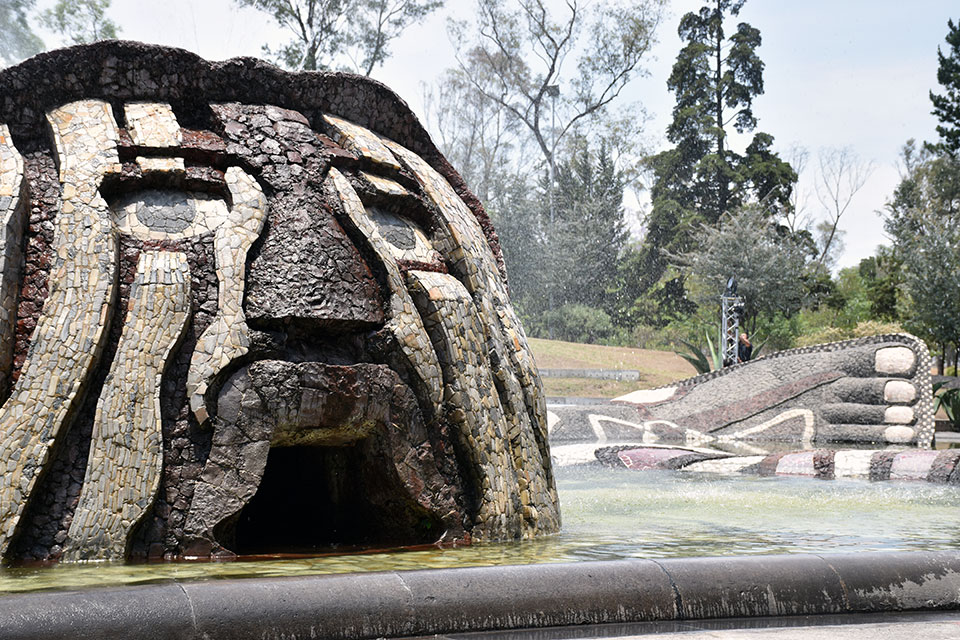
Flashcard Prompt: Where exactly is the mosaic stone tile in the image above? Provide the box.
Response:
[0,125,26,398]
[833,450,874,477]
[322,115,401,170]
[884,380,917,403]
[0,100,120,551]
[380,136,558,533]
[875,346,916,375]
[366,207,440,264]
[889,450,940,481]
[406,268,521,539]
[775,451,817,476]
[617,447,693,470]
[328,168,443,412]
[62,250,190,561]
[186,166,267,424]
[124,102,182,147]
[682,456,766,474]
[113,190,228,241]
[137,156,185,174]
[884,406,915,424]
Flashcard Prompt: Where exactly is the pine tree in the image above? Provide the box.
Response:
[635,0,795,324]
[551,140,628,310]
[929,18,960,157]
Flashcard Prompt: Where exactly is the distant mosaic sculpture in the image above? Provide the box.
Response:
[0,42,559,562]
[549,334,936,451]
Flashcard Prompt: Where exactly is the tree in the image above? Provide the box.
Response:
[435,0,663,338]
[858,249,903,322]
[677,203,807,333]
[235,0,443,73]
[637,0,795,321]
[0,0,43,67]
[449,0,665,180]
[884,140,960,364]
[422,67,530,205]
[812,146,873,270]
[929,18,960,157]
[550,139,628,311]
[40,0,118,45]
[494,138,628,333]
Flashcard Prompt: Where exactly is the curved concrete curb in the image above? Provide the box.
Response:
[1,551,959,639]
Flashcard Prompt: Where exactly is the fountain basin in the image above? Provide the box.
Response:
[1,551,959,639]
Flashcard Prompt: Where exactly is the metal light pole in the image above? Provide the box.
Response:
[720,276,743,367]
[546,84,559,339]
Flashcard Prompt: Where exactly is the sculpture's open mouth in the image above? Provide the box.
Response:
[186,354,462,557]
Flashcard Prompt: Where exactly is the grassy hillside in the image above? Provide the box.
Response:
[527,338,697,398]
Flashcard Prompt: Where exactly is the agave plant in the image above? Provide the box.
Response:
[933,381,960,429]
[677,331,723,374]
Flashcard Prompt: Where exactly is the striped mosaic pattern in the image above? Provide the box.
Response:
[597,445,960,484]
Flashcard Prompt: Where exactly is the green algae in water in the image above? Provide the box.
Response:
[2,464,959,594]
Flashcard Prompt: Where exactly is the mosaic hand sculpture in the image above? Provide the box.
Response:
[0,42,559,563]
[548,334,936,453]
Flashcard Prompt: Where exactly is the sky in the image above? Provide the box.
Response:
[26,0,959,271]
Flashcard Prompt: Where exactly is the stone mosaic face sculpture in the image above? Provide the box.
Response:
[549,334,936,453]
[0,42,559,562]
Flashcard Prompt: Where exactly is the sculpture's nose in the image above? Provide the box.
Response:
[208,103,385,333]
[243,197,385,331]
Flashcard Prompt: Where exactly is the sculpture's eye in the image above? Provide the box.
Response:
[364,206,439,263]
[111,189,229,241]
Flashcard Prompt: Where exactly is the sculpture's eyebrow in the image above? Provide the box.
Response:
[321,114,402,171]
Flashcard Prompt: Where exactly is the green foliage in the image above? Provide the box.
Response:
[638,0,796,317]
[933,382,960,429]
[929,18,960,157]
[884,140,960,350]
[496,138,630,337]
[40,0,118,45]
[676,203,807,331]
[675,330,722,374]
[551,140,628,311]
[750,312,798,352]
[0,0,43,66]
[236,0,443,73]
[794,320,905,348]
[861,249,904,321]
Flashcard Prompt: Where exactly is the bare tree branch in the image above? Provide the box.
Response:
[814,146,874,269]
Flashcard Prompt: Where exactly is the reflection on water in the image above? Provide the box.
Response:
[1,465,958,594]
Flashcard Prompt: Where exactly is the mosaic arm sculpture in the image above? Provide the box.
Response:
[0,42,559,563]
[548,334,936,452]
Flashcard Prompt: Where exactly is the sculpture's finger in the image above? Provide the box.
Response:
[820,403,916,426]
[815,423,919,445]
[827,377,918,405]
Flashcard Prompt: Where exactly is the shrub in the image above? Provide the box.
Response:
[795,320,905,348]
